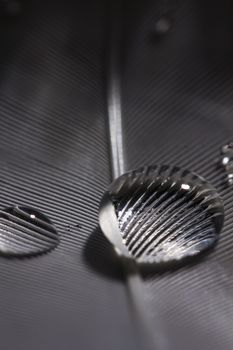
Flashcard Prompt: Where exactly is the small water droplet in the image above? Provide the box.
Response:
[99,165,224,265]
[0,206,59,257]
[220,143,233,185]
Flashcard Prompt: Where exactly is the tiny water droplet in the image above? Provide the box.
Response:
[0,206,59,257]
[99,165,224,265]
[66,223,81,232]
[220,143,233,185]
[152,15,173,40]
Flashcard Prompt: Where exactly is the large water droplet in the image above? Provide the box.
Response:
[0,206,59,257]
[99,165,224,264]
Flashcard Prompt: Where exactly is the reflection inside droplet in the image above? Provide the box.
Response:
[222,157,229,165]
[181,184,190,190]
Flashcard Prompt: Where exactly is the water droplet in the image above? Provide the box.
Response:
[99,165,224,265]
[220,143,233,185]
[0,206,59,257]
[152,15,173,40]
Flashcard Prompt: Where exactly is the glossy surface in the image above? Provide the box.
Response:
[0,206,59,257]
[99,165,224,264]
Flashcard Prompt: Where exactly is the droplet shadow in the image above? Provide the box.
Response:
[83,226,125,281]
[84,227,219,280]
